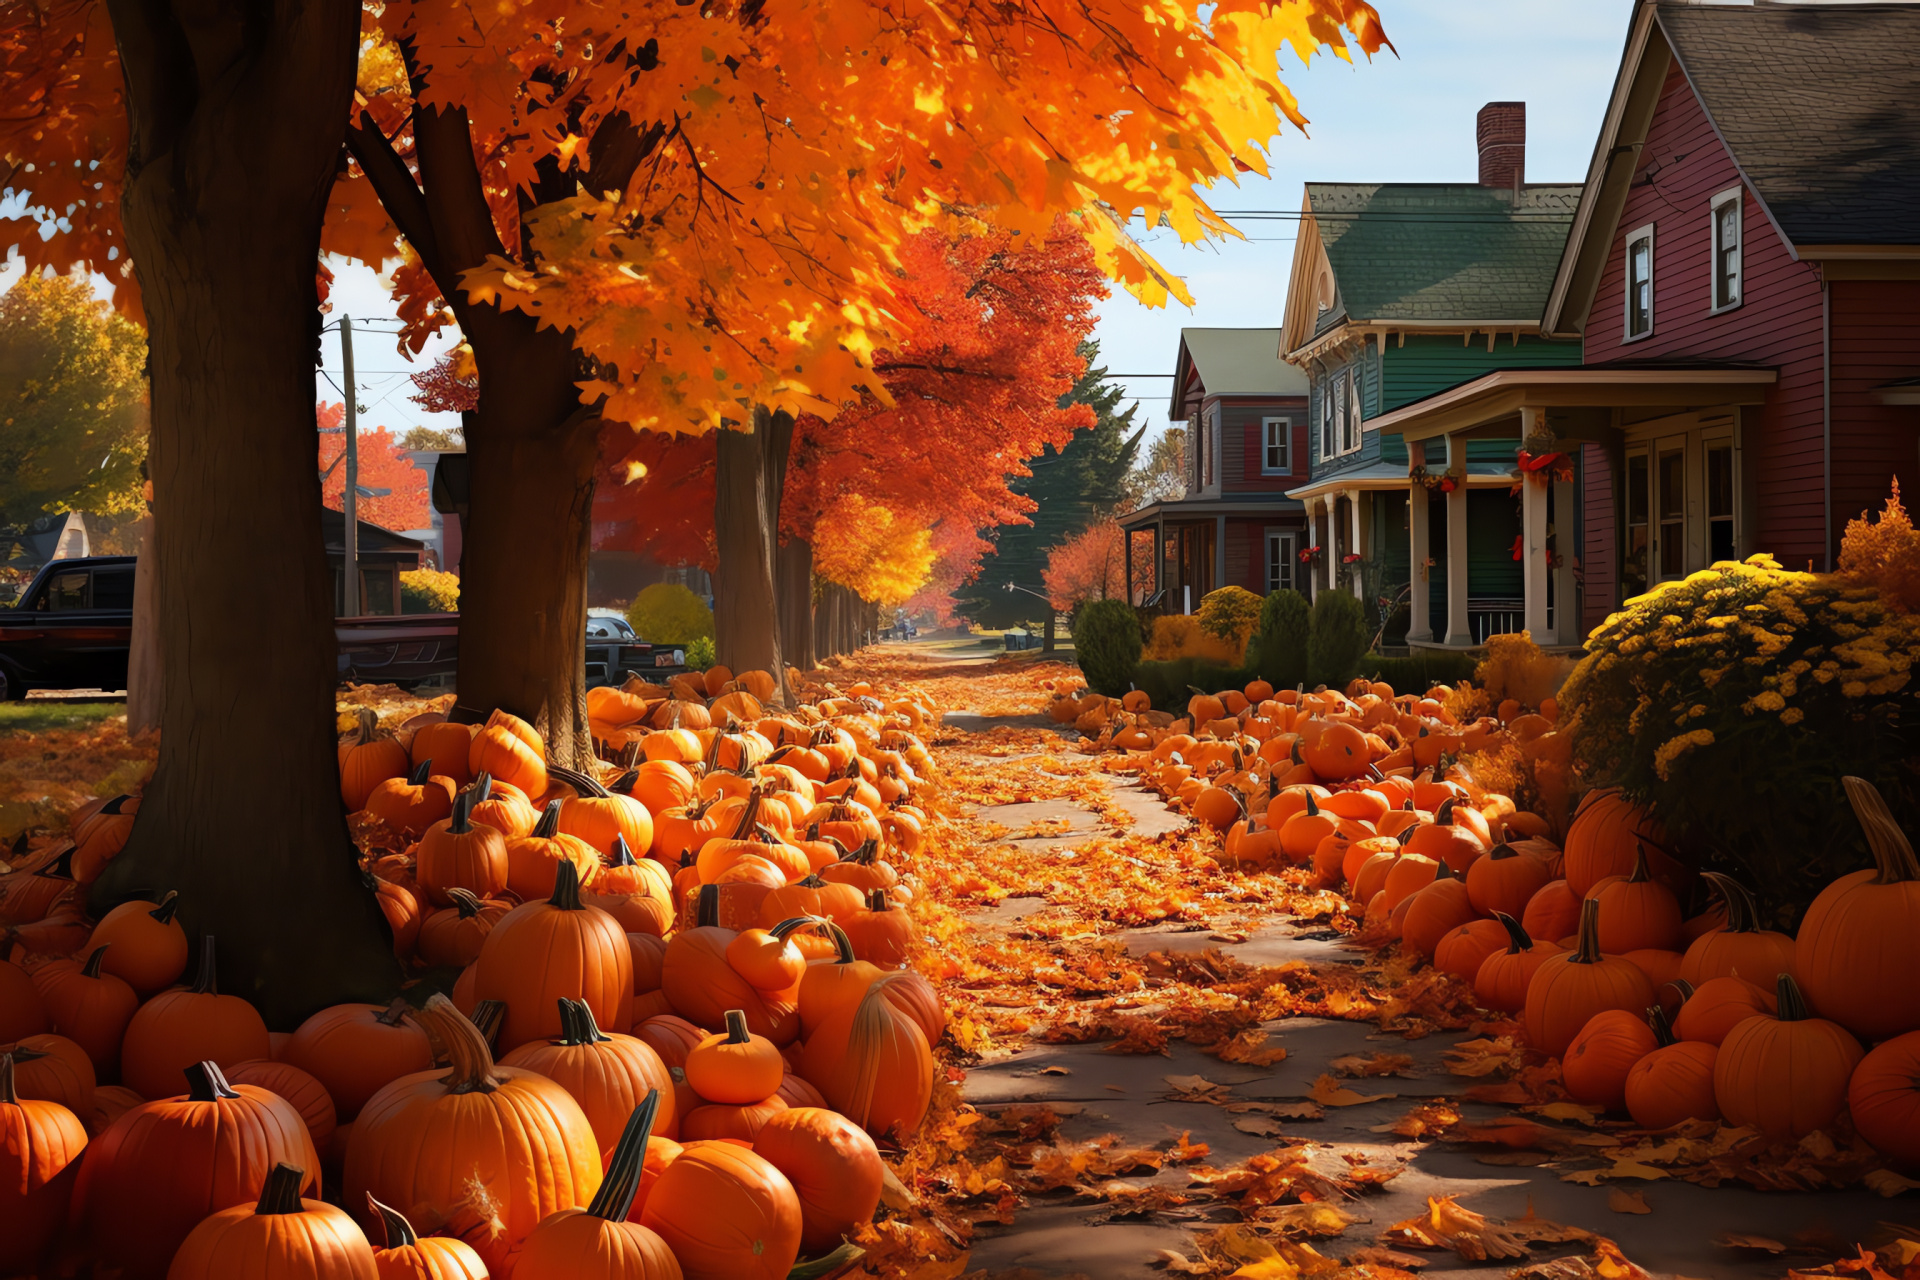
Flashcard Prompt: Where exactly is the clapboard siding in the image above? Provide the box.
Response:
[1831,279,1920,534]
[1216,396,1309,494]
[1584,62,1827,568]
[1379,333,1581,413]
[1582,443,1617,629]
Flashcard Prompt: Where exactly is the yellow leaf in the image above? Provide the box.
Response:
[1307,1074,1394,1107]
[1229,1261,1300,1280]
[1864,1168,1920,1197]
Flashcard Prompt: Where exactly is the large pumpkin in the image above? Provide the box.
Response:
[660,887,800,1045]
[166,1162,377,1280]
[1523,900,1654,1057]
[345,996,603,1278]
[798,974,932,1142]
[474,859,634,1049]
[515,1092,682,1280]
[227,1059,338,1151]
[74,1061,321,1280]
[1398,863,1478,960]
[751,1106,884,1254]
[119,937,272,1102]
[1562,788,1667,896]
[31,945,137,1075]
[1465,843,1551,921]
[367,1195,490,1280]
[502,998,679,1154]
[1794,776,1920,1040]
[639,1140,802,1280]
[284,998,436,1122]
[1714,973,1862,1140]
[1848,1029,1920,1163]
[0,1051,87,1274]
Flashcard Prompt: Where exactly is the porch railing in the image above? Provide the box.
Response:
[1469,597,1526,645]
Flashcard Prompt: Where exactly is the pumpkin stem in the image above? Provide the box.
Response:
[80,944,109,978]
[1569,899,1604,965]
[1842,776,1920,884]
[730,788,765,840]
[1395,826,1419,847]
[449,785,477,836]
[468,1000,506,1051]
[1491,911,1532,954]
[1289,738,1303,766]
[1647,1004,1677,1048]
[585,1090,661,1222]
[1699,871,1758,934]
[1669,978,1694,1005]
[413,994,502,1095]
[533,798,564,840]
[375,996,414,1028]
[185,1060,241,1102]
[408,758,432,787]
[1402,799,1415,812]
[549,857,585,910]
[607,833,636,869]
[548,765,612,798]
[1487,843,1517,861]
[253,1163,307,1216]
[149,890,180,926]
[610,768,640,796]
[1303,792,1319,818]
[448,888,483,920]
[0,1053,14,1105]
[1435,797,1457,824]
[190,935,218,995]
[1776,972,1812,1022]
[1627,843,1654,884]
[353,707,382,746]
[367,1195,419,1247]
[696,883,720,927]
[1433,859,1455,882]
[558,997,613,1046]
[723,1008,752,1043]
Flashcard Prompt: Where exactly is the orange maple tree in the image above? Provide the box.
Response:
[1043,518,1131,611]
[315,403,431,532]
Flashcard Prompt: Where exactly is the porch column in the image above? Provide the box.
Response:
[1323,498,1338,595]
[1553,474,1580,645]
[1444,433,1472,646]
[1348,488,1365,602]
[1407,441,1432,643]
[1214,514,1227,596]
[1520,406,1550,641]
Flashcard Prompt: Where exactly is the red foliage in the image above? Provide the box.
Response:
[1043,519,1128,611]
[317,403,432,532]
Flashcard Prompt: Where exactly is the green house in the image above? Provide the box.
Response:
[1280,103,1586,648]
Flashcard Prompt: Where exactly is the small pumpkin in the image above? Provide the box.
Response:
[1586,843,1683,954]
[3,1033,93,1114]
[506,798,604,901]
[584,834,676,936]
[0,1051,87,1274]
[685,1009,784,1105]
[1398,862,1477,960]
[416,779,510,906]
[1464,842,1552,920]
[416,889,512,969]
[85,889,188,995]
[469,708,549,797]
[1562,1008,1658,1113]
[1672,975,1775,1047]
[842,887,914,969]
[1434,918,1511,983]
[1523,900,1654,1057]
[515,1091,682,1279]
[1714,973,1862,1140]
[552,764,657,859]
[660,887,800,1046]
[409,719,476,788]
[1520,878,1582,945]
[1623,1005,1719,1130]
[341,709,412,811]
[119,937,272,1103]
[365,760,457,837]
[1679,872,1796,988]
[166,1161,377,1280]
[367,1194,489,1280]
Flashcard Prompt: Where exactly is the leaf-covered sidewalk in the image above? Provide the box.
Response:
[847,644,1920,1280]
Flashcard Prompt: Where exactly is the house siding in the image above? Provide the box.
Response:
[1583,62,1827,568]
[1581,442,1617,633]
[1219,397,1310,495]
[1379,333,1580,413]
[1830,279,1920,540]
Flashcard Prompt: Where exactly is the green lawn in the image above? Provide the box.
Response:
[0,701,126,735]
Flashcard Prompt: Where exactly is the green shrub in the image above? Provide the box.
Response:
[1307,590,1368,690]
[1131,658,1252,714]
[1075,598,1144,696]
[1246,589,1310,692]
[627,582,715,645]
[1560,555,1920,921]
[684,635,716,671]
[1197,586,1262,646]
[1355,650,1478,692]
[400,568,460,613]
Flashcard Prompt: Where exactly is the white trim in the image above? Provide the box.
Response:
[1363,365,1778,439]
[1343,375,1363,455]
[1266,529,1298,595]
[1261,416,1292,475]
[1624,222,1656,342]
[1709,185,1742,314]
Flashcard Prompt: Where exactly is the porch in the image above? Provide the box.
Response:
[1117,496,1309,612]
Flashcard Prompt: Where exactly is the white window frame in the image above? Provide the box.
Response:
[1709,186,1742,314]
[1344,374,1363,454]
[1318,380,1335,463]
[1331,372,1349,458]
[1262,416,1291,475]
[1266,530,1297,594]
[1624,222,1655,342]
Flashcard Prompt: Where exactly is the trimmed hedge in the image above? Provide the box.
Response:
[1245,589,1309,692]
[1307,590,1369,689]
[1130,657,1253,713]
[1074,598,1144,696]
[1355,650,1478,691]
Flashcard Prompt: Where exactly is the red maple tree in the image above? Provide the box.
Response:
[316,403,432,532]
[1043,518,1130,611]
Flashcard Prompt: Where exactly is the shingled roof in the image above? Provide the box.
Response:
[1305,183,1581,337]
[1169,328,1307,417]
[1659,2,1920,248]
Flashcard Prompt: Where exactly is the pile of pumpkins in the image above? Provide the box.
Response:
[0,665,947,1279]
[1103,676,1920,1160]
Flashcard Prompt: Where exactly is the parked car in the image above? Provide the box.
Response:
[586,609,687,686]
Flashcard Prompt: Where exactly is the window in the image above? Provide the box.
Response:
[1624,452,1649,598]
[44,570,88,611]
[1331,373,1348,457]
[362,568,397,617]
[1657,448,1685,579]
[1319,381,1335,462]
[1707,441,1735,562]
[1625,223,1654,340]
[92,567,134,611]
[1344,375,1363,453]
[1711,188,1741,311]
[1262,417,1290,474]
[1267,531,1296,594]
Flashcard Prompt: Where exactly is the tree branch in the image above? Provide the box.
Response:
[343,113,442,280]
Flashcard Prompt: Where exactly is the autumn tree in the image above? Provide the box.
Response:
[316,404,431,531]
[1043,519,1129,612]
[1,0,401,1021]
[0,271,147,527]
[1124,428,1191,509]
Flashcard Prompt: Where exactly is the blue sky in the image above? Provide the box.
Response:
[1,0,1636,440]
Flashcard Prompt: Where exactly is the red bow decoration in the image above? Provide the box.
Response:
[1515,449,1574,488]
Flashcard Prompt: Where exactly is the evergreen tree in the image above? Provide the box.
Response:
[956,341,1143,628]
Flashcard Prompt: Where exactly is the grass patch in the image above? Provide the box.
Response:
[0,702,126,736]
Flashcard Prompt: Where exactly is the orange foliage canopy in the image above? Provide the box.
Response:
[1043,519,1130,611]
[316,404,432,532]
[1840,481,1920,613]
[3,0,1390,436]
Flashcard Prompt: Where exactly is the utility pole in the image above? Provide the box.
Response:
[341,315,359,616]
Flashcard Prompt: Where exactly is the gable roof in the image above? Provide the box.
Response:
[1660,2,1920,250]
[1169,328,1306,417]
[1546,1,1920,336]
[1282,183,1581,356]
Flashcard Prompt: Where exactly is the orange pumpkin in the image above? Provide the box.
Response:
[415,783,510,906]
[1562,788,1666,896]
[506,799,604,901]
[365,761,457,838]
[475,859,634,1049]
[167,1161,377,1279]
[514,1091,682,1279]
[70,793,138,884]
[1434,918,1510,983]
[285,998,435,1123]
[1465,843,1551,921]
[1586,844,1683,954]
[1520,878,1582,945]
[1623,1006,1719,1130]
[367,1194,489,1280]
[417,889,512,969]
[552,764,657,858]
[1794,776,1920,1040]
[31,945,136,1075]
[1672,975,1773,1047]
[1523,900,1654,1057]
[409,719,476,788]
[1399,863,1478,960]
[119,937,271,1103]
[0,1052,87,1274]
[85,890,188,995]
[1848,1029,1920,1163]
[685,1009,784,1105]
[1679,872,1796,989]
[341,709,411,812]
[752,1106,884,1254]
[639,1139,802,1280]
[503,998,678,1156]
[660,887,801,1046]
[798,974,932,1142]
[0,1033,92,1121]
[226,1059,338,1151]
[842,888,914,969]
[1562,1009,1658,1112]
[1713,973,1862,1140]
[469,708,549,798]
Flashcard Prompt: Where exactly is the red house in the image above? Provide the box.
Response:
[1119,328,1312,610]
[1365,0,1920,630]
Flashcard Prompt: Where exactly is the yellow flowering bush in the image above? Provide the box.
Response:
[1560,555,1920,913]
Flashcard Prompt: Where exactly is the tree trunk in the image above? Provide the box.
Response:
[92,0,401,1026]
[713,409,786,700]
[1043,612,1057,653]
[126,510,159,737]
[776,537,815,672]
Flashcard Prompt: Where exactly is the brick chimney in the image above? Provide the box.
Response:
[1477,101,1526,188]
